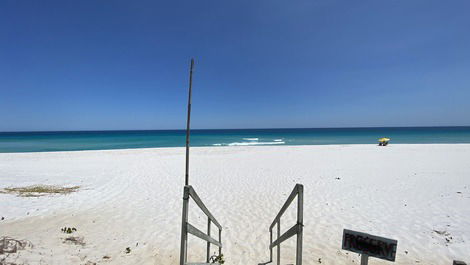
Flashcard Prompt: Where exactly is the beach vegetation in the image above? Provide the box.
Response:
[0,185,80,197]
[63,236,85,246]
[210,253,225,264]
[61,227,77,234]
[0,236,33,254]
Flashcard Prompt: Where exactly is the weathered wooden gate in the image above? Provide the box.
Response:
[180,185,222,265]
[259,184,304,265]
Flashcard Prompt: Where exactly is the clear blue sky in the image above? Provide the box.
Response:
[1,0,469,131]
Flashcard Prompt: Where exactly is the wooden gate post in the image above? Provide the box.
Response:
[179,187,190,265]
[277,221,281,265]
[296,184,303,265]
[361,254,369,265]
[206,217,211,262]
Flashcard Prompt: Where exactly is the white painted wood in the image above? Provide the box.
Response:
[270,224,301,249]
[262,184,303,265]
[270,184,302,230]
[187,223,222,248]
[187,186,222,230]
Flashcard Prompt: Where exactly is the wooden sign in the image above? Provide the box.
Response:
[342,229,397,262]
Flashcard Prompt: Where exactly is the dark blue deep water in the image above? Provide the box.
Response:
[1,127,470,153]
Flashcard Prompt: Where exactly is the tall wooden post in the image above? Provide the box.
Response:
[185,58,194,186]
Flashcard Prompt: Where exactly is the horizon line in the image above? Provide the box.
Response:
[1,125,470,133]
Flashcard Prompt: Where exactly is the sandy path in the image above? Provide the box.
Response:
[1,144,469,264]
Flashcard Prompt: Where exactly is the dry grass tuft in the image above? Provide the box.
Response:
[0,236,33,254]
[0,185,80,197]
[63,236,85,246]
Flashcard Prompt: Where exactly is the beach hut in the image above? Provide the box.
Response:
[378,138,390,146]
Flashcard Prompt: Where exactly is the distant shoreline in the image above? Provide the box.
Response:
[2,143,470,155]
[2,127,470,153]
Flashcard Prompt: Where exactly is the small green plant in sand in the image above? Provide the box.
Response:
[125,247,131,254]
[210,253,225,264]
[0,185,80,197]
[61,227,77,234]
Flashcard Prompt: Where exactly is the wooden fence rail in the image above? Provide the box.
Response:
[180,185,222,265]
[260,184,304,265]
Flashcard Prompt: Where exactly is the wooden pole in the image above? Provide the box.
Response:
[277,221,281,265]
[360,254,369,265]
[206,217,211,262]
[269,228,273,262]
[180,187,190,265]
[296,185,303,265]
[218,228,222,256]
[185,58,194,186]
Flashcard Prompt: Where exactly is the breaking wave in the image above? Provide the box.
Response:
[228,141,285,146]
[212,137,285,146]
[227,141,285,146]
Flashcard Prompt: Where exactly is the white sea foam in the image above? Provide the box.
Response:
[227,141,285,146]
[274,139,283,142]
[243,138,259,141]
[212,143,222,146]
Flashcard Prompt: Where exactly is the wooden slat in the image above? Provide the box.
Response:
[270,224,301,249]
[270,184,302,229]
[187,186,222,230]
[187,223,222,248]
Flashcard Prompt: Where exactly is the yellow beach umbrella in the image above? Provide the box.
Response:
[378,138,390,142]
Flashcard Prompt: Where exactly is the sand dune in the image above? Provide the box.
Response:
[1,144,469,264]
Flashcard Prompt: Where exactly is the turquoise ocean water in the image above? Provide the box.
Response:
[1,127,470,153]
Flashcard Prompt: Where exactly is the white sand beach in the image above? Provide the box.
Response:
[1,144,469,265]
